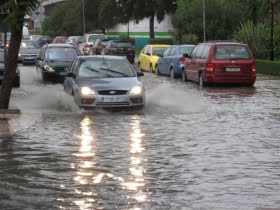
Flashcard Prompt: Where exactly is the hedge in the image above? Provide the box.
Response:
[148,38,174,45]
[256,59,280,75]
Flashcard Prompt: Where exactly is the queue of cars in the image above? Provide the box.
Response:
[140,41,256,87]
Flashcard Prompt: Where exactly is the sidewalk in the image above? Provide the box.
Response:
[0,110,42,137]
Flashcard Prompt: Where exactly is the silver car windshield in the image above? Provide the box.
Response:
[20,41,37,49]
[79,58,136,78]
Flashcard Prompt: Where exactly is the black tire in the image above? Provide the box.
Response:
[155,65,160,75]
[138,62,142,71]
[170,68,175,79]
[149,64,153,73]
[199,73,205,87]
[42,72,48,82]
[182,69,187,82]
[13,77,20,88]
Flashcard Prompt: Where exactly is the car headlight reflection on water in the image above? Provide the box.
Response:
[80,87,96,96]
[129,86,143,95]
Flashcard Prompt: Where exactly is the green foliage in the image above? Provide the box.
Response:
[172,0,247,41]
[233,21,269,59]
[148,38,174,45]
[256,59,280,75]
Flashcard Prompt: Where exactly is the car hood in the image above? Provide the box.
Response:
[19,48,40,54]
[47,59,74,68]
[76,77,142,91]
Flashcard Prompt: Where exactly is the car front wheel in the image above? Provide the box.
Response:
[170,68,175,79]
[182,70,187,82]
[199,73,205,87]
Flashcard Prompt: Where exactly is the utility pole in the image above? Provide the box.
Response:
[203,0,206,42]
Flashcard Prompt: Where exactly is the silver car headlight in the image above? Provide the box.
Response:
[80,87,96,96]
[129,86,143,95]
[44,65,55,72]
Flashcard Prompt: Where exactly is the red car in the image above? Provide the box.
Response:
[183,41,256,86]
[53,36,68,44]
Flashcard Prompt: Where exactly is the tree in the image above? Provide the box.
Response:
[0,0,39,109]
[118,0,177,38]
[172,0,247,42]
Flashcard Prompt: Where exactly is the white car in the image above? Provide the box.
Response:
[78,33,107,55]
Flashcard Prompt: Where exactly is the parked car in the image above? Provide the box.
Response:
[183,41,256,86]
[36,44,80,82]
[18,40,40,65]
[90,39,109,55]
[38,36,52,47]
[63,55,145,109]
[66,36,82,48]
[138,44,170,73]
[0,49,20,87]
[156,44,195,79]
[53,36,68,44]
[78,33,107,55]
[103,40,135,63]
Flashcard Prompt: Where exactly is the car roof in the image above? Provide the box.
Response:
[77,55,127,60]
[203,40,246,45]
[46,43,75,48]
[171,44,196,47]
[146,44,170,47]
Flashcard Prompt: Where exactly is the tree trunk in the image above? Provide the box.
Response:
[149,10,155,38]
[0,23,23,109]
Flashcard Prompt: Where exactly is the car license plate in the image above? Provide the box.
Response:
[25,56,35,60]
[225,67,240,72]
[59,72,67,76]
[101,96,125,103]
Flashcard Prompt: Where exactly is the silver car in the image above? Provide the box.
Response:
[63,56,145,109]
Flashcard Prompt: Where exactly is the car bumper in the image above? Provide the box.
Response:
[22,57,37,63]
[205,74,256,84]
[43,71,67,79]
[76,94,145,108]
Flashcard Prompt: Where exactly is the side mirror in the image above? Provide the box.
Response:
[183,53,191,59]
[137,71,144,77]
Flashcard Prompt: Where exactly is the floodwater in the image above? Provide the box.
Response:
[0,65,280,210]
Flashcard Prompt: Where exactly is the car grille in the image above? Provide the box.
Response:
[22,54,37,57]
[53,67,67,73]
[96,102,130,106]
[97,90,127,95]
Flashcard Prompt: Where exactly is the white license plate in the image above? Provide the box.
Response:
[101,96,125,103]
[25,57,35,60]
[225,67,240,72]
[59,72,67,76]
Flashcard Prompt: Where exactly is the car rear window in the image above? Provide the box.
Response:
[111,42,132,48]
[88,35,107,42]
[47,47,79,60]
[152,47,169,56]
[179,46,195,54]
[214,45,251,60]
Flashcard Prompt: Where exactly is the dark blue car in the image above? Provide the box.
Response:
[155,44,195,79]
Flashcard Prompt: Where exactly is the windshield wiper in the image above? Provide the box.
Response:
[86,67,113,77]
[100,68,130,77]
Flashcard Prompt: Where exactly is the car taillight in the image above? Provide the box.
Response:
[206,63,214,72]
[252,64,256,72]
[96,45,103,49]
[85,43,91,48]
[178,57,185,64]
[127,48,133,51]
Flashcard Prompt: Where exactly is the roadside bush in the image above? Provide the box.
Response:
[148,38,174,45]
[256,59,280,75]
[233,21,269,59]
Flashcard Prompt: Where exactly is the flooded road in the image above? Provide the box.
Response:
[0,65,280,210]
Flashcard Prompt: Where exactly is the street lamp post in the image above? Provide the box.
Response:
[82,0,85,34]
[268,0,276,61]
[202,0,206,42]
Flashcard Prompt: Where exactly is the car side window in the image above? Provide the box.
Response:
[191,45,199,58]
[146,47,151,56]
[163,48,171,57]
[141,46,147,54]
[169,47,176,56]
[195,45,206,59]
[201,45,210,59]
